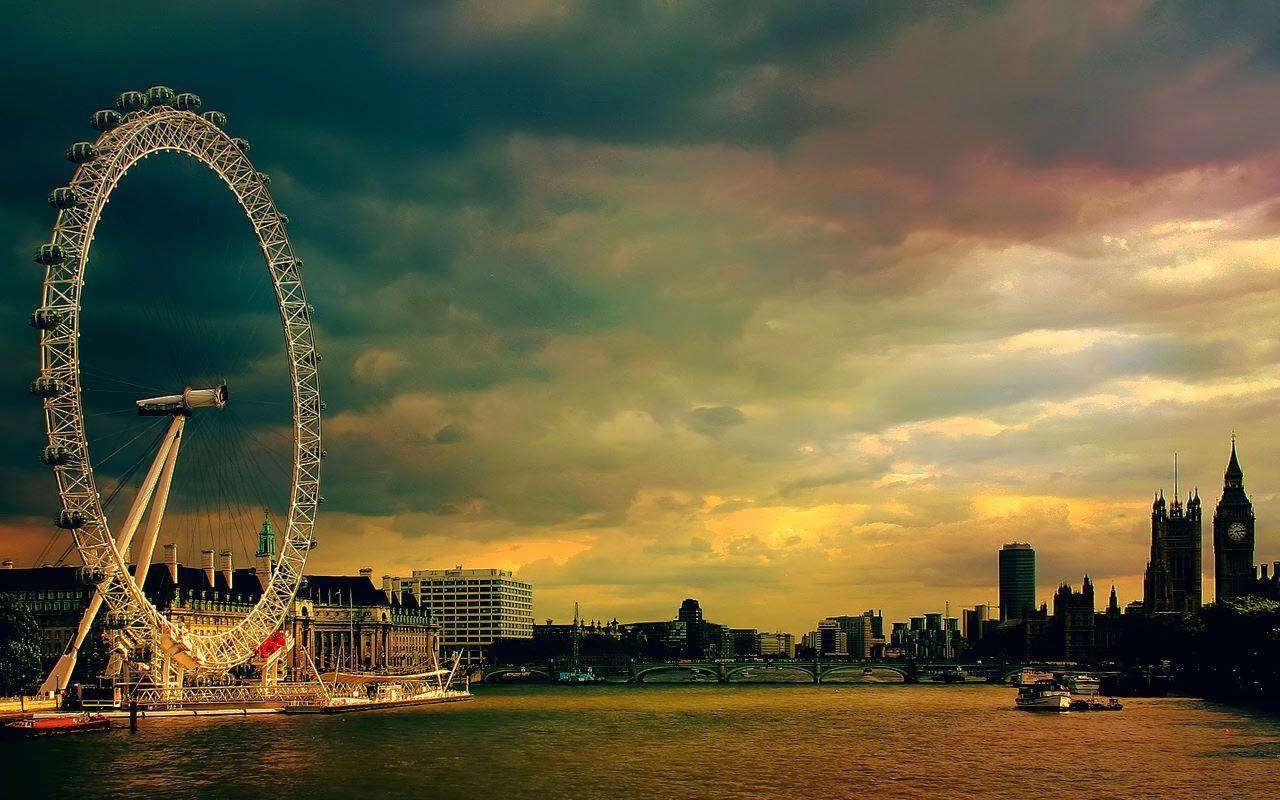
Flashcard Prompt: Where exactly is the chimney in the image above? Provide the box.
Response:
[219,549,233,590]
[359,567,373,580]
[201,549,215,587]
[163,543,178,584]
[1274,562,1280,582]
[1,560,12,570]
[382,574,396,604]
[1262,564,1271,582]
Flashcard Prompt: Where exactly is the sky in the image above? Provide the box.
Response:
[4,1,1280,634]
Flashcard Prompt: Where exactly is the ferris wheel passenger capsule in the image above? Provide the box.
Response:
[201,110,228,127]
[175,92,202,112]
[115,91,147,113]
[66,142,98,164]
[90,109,121,131]
[77,565,106,585]
[54,509,86,529]
[257,171,271,185]
[40,445,73,466]
[232,137,250,151]
[34,243,67,265]
[30,377,66,397]
[146,86,176,107]
[48,187,83,209]
[28,307,67,330]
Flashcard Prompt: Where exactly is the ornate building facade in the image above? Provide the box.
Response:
[2,540,437,684]
[1213,437,1256,605]
[286,570,437,675]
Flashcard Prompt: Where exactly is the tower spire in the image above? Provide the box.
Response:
[1225,433,1243,488]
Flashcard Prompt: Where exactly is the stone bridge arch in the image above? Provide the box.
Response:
[484,666,554,682]
[722,662,817,682]
[632,663,720,683]
[818,663,908,683]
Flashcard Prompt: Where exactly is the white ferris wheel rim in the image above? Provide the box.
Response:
[34,97,322,673]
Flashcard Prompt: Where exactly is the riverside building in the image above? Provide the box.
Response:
[398,566,534,665]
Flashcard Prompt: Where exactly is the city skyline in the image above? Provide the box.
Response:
[9,5,1280,634]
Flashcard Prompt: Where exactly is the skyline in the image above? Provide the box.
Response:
[7,3,1280,633]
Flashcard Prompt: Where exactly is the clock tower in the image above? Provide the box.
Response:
[1213,435,1255,604]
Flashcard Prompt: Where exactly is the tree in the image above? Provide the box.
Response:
[0,597,42,696]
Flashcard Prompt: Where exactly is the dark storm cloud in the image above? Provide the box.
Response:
[10,2,1280,629]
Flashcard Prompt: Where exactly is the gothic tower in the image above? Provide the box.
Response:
[1214,435,1255,604]
[1143,457,1203,615]
[1144,492,1172,613]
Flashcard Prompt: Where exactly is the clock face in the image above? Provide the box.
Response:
[1227,522,1247,542]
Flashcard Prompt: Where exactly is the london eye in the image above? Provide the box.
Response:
[30,86,322,693]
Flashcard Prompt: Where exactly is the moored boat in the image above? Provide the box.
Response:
[1014,679,1071,712]
[283,651,473,714]
[2,712,110,738]
[1070,697,1123,711]
[1064,673,1101,696]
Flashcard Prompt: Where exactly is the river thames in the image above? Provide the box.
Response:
[3,684,1278,799]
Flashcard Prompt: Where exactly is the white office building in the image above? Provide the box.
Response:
[398,566,533,665]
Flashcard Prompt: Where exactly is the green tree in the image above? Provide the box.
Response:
[0,597,42,696]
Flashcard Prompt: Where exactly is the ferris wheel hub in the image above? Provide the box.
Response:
[135,384,229,416]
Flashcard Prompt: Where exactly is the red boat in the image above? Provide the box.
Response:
[2,713,110,739]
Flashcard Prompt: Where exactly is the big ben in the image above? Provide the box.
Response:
[1214,435,1255,603]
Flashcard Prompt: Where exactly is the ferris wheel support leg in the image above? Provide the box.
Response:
[114,416,184,565]
[131,416,185,589]
[36,416,184,697]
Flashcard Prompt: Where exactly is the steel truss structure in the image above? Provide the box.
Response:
[131,683,325,708]
[33,88,322,686]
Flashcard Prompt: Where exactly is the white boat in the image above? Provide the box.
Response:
[1015,679,1071,712]
[1011,668,1053,687]
[283,652,473,714]
[1065,674,1100,696]
[282,682,472,714]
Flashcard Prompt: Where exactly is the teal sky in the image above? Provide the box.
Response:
[4,2,1280,633]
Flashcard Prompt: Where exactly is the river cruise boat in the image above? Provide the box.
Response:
[283,652,472,714]
[2,712,110,739]
[1064,673,1101,696]
[1014,679,1071,712]
[283,678,473,714]
[1070,697,1123,711]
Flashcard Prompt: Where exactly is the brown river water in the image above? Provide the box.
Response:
[2,683,1278,799]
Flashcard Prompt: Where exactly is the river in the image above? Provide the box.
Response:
[3,684,1278,799]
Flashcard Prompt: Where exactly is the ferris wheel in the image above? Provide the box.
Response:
[31,86,322,691]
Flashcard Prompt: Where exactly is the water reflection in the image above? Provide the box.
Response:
[4,685,1279,800]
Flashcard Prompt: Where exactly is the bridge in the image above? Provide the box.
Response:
[480,659,1067,684]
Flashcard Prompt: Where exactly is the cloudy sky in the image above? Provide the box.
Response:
[4,1,1280,633]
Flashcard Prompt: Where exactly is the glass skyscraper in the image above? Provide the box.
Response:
[999,543,1036,622]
